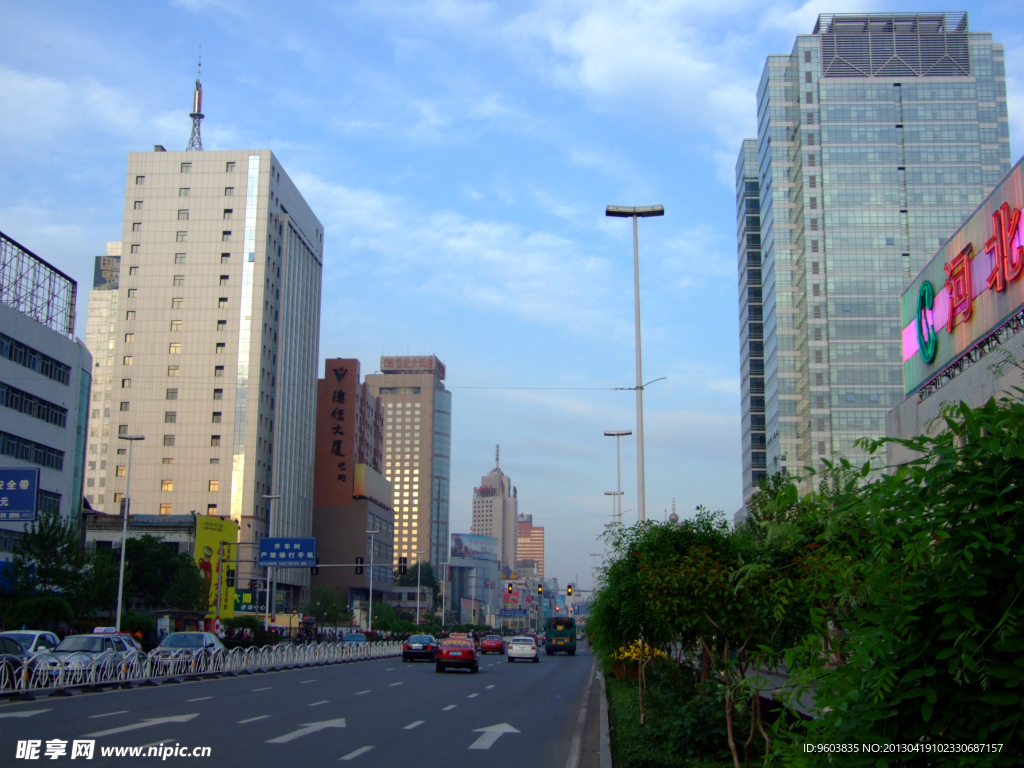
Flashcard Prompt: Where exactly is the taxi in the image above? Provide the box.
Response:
[480,635,505,654]
[435,636,479,674]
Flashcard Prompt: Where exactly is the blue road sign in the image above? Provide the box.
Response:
[0,468,39,522]
[499,609,527,617]
[258,537,316,568]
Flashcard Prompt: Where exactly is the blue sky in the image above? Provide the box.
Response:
[1,0,1020,589]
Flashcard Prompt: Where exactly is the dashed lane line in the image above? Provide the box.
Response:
[442,705,457,711]
[403,721,424,730]
[309,700,329,707]
[389,682,404,687]
[485,685,495,690]
[300,680,317,684]
[340,746,374,761]
[252,687,273,692]
[238,716,270,724]
[89,711,129,719]
[467,693,479,698]
[187,697,213,702]
[355,690,371,695]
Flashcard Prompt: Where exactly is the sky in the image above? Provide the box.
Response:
[1,0,1021,591]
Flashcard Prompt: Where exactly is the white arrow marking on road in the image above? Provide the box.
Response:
[469,723,520,750]
[266,718,346,744]
[0,710,50,719]
[85,714,200,738]
[340,746,374,761]
[403,721,424,730]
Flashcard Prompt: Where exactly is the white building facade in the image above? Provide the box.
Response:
[470,454,518,572]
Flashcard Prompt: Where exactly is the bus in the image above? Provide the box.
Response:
[545,616,576,655]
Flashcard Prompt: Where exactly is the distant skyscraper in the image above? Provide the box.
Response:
[365,356,451,565]
[516,512,544,578]
[738,12,1012,499]
[100,146,324,604]
[470,447,518,571]
[83,242,122,512]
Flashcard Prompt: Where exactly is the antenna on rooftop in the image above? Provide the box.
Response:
[495,444,500,470]
[186,48,204,151]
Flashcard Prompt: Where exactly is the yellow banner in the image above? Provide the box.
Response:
[194,516,239,619]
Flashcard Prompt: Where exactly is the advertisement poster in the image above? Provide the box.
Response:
[450,533,498,562]
[194,516,238,619]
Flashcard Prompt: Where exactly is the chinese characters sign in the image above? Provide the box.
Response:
[902,158,1024,395]
[258,537,316,568]
[0,468,39,521]
[380,355,445,379]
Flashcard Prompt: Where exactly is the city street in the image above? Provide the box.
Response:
[0,647,595,766]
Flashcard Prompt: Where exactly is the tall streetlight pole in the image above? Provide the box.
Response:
[115,435,144,632]
[262,494,280,631]
[606,205,664,523]
[604,429,631,524]
[604,491,622,526]
[366,528,380,633]
[414,550,425,625]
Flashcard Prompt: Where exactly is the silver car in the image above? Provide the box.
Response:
[0,631,59,656]
[507,636,540,663]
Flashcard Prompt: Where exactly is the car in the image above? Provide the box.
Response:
[0,631,59,656]
[51,634,125,658]
[435,637,478,673]
[480,635,504,654]
[507,636,540,663]
[152,632,225,657]
[343,633,368,644]
[402,634,438,662]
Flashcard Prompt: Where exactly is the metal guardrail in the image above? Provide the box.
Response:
[0,640,403,696]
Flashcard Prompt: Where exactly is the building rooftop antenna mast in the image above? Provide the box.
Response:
[186,49,204,151]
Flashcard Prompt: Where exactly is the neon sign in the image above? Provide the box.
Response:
[916,281,937,364]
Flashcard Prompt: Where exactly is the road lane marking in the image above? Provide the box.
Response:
[442,705,457,711]
[88,711,128,719]
[238,716,270,724]
[0,710,51,719]
[85,714,199,738]
[468,694,479,698]
[340,746,374,761]
[389,682,403,687]
[187,696,213,702]
[469,723,520,750]
[403,721,424,730]
[308,700,329,707]
[386,667,395,671]
[267,718,346,744]
[252,687,273,691]
[564,660,597,768]
[301,679,317,684]
[136,738,176,750]
[485,685,495,690]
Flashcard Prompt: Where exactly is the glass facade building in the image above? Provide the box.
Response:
[738,13,1012,498]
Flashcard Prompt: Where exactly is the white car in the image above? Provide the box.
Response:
[507,636,539,663]
[0,631,59,656]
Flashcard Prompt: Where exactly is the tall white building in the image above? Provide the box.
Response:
[470,448,517,572]
[99,147,323,599]
[83,242,121,512]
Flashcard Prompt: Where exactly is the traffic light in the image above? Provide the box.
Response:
[567,584,573,597]
[226,568,236,588]
[310,557,320,577]
[354,556,364,575]
[507,583,513,595]
[398,557,408,575]
[538,584,543,596]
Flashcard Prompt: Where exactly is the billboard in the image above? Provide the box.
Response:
[380,355,446,379]
[194,516,238,619]
[902,158,1024,395]
[0,468,39,521]
[92,256,120,290]
[354,464,393,511]
[450,533,497,562]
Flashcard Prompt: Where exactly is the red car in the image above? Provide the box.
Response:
[480,635,504,654]
[435,637,479,673]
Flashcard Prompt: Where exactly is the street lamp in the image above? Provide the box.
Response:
[262,494,281,632]
[604,429,631,525]
[414,550,425,625]
[604,491,622,526]
[366,528,380,633]
[115,435,144,632]
[606,204,664,523]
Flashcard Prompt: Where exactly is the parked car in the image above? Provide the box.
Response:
[0,635,30,663]
[507,636,540,663]
[480,635,505,654]
[343,633,368,644]
[402,634,437,662]
[152,632,224,657]
[0,631,59,656]
[435,637,479,673]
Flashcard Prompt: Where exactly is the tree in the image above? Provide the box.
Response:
[164,556,210,611]
[9,507,86,598]
[369,598,400,631]
[14,595,74,630]
[125,535,183,610]
[394,562,440,606]
[304,585,351,629]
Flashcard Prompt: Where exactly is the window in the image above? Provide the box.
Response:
[805,71,812,83]
[134,201,143,210]
[125,311,135,321]
[124,333,134,343]
[221,231,232,241]
[132,222,141,232]
[116,466,126,477]
[114,492,124,503]
[122,378,131,388]
[217,320,226,331]
[118,401,129,413]
[223,209,233,219]
[213,389,223,400]
[207,503,218,513]
[215,343,225,354]
[127,289,137,298]
[210,435,221,447]
[210,458,219,465]
[173,275,184,286]
[179,188,190,197]
[209,480,219,492]
[178,210,189,221]
[159,504,171,515]
[218,297,228,308]
[170,320,182,331]
[164,412,176,423]
[212,412,222,423]
[118,425,127,435]
[163,458,174,464]
[175,253,186,264]
[128,266,138,276]
[176,232,187,242]
[180,163,191,173]
[166,388,178,400]
[171,298,183,308]
[135,176,145,185]
[225,187,234,196]
[226,162,235,172]
[804,50,811,63]
[169,343,181,354]
[220,253,230,263]
[123,355,133,365]
[130,244,140,254]
[163,435,175,447]
[214,366,224,377]
[167,366,180,377]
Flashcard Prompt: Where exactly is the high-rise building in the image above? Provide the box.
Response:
[83,242,122,512]
[365,356,451,565]
[516,512,545,578]
[312,358,393,610]
[1,231,92,560]
[99,147,324,602]
[739,13,1011,499]
[470,448,517,571]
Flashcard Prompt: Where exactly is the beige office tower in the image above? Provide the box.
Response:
[365,356,451,566]
[83,242,122,512]
[470,448,518,571]
[101,148,323,602]
[516,513,544,578]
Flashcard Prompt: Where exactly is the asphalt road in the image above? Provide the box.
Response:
[0,645,596,767]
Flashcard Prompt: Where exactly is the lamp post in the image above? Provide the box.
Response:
[604,491,622,526]
[604,429,631,525]
[414,550,425,625]
[366,528,380,633]
[606,204,664,523]
[115,435,144,632]
[440,561,449,628]
[262,494,281,632]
